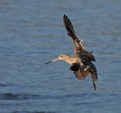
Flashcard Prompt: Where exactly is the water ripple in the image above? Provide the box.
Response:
[0,93,39,100]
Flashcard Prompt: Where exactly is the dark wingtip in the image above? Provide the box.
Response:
[63,14,68,24]
[63,14,66,20]
[64,14,67,17]
[93,80,96,90]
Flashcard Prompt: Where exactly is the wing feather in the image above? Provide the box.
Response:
[63,14,95,62]
[69,63,97,90]
[63,14,84,53]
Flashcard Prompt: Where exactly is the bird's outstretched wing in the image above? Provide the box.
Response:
[69,63,97,90]
[63,14,95,61]
[63,14,85,53]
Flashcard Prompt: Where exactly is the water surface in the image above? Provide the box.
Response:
[0,0,121,113]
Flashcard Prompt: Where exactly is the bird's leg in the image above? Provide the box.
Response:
[80,65,89,72]
[84,66,90,71]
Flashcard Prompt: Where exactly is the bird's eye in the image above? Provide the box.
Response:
[60,56,62,57]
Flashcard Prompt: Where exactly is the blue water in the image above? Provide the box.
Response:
[0,0,121,113]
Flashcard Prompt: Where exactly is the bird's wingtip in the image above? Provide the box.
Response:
[93,80,97,90]
[63,14,68,18]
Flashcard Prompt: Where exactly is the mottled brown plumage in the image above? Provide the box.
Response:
[45,15,98,90]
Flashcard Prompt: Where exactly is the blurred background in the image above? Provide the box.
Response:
[0,0,121,113]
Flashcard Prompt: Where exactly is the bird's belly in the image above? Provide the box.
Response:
[75,69,90,80]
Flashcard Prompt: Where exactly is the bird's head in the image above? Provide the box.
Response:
[45,54,68,64]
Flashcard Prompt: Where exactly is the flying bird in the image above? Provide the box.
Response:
[45,15,98,90]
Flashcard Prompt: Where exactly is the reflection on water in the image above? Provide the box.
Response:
[0,0,121,113]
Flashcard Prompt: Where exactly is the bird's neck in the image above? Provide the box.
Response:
[64,55,78,64]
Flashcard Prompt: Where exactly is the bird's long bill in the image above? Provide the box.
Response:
[45,58,59,64]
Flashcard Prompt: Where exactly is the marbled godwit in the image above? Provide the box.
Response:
[45,15,98,90]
